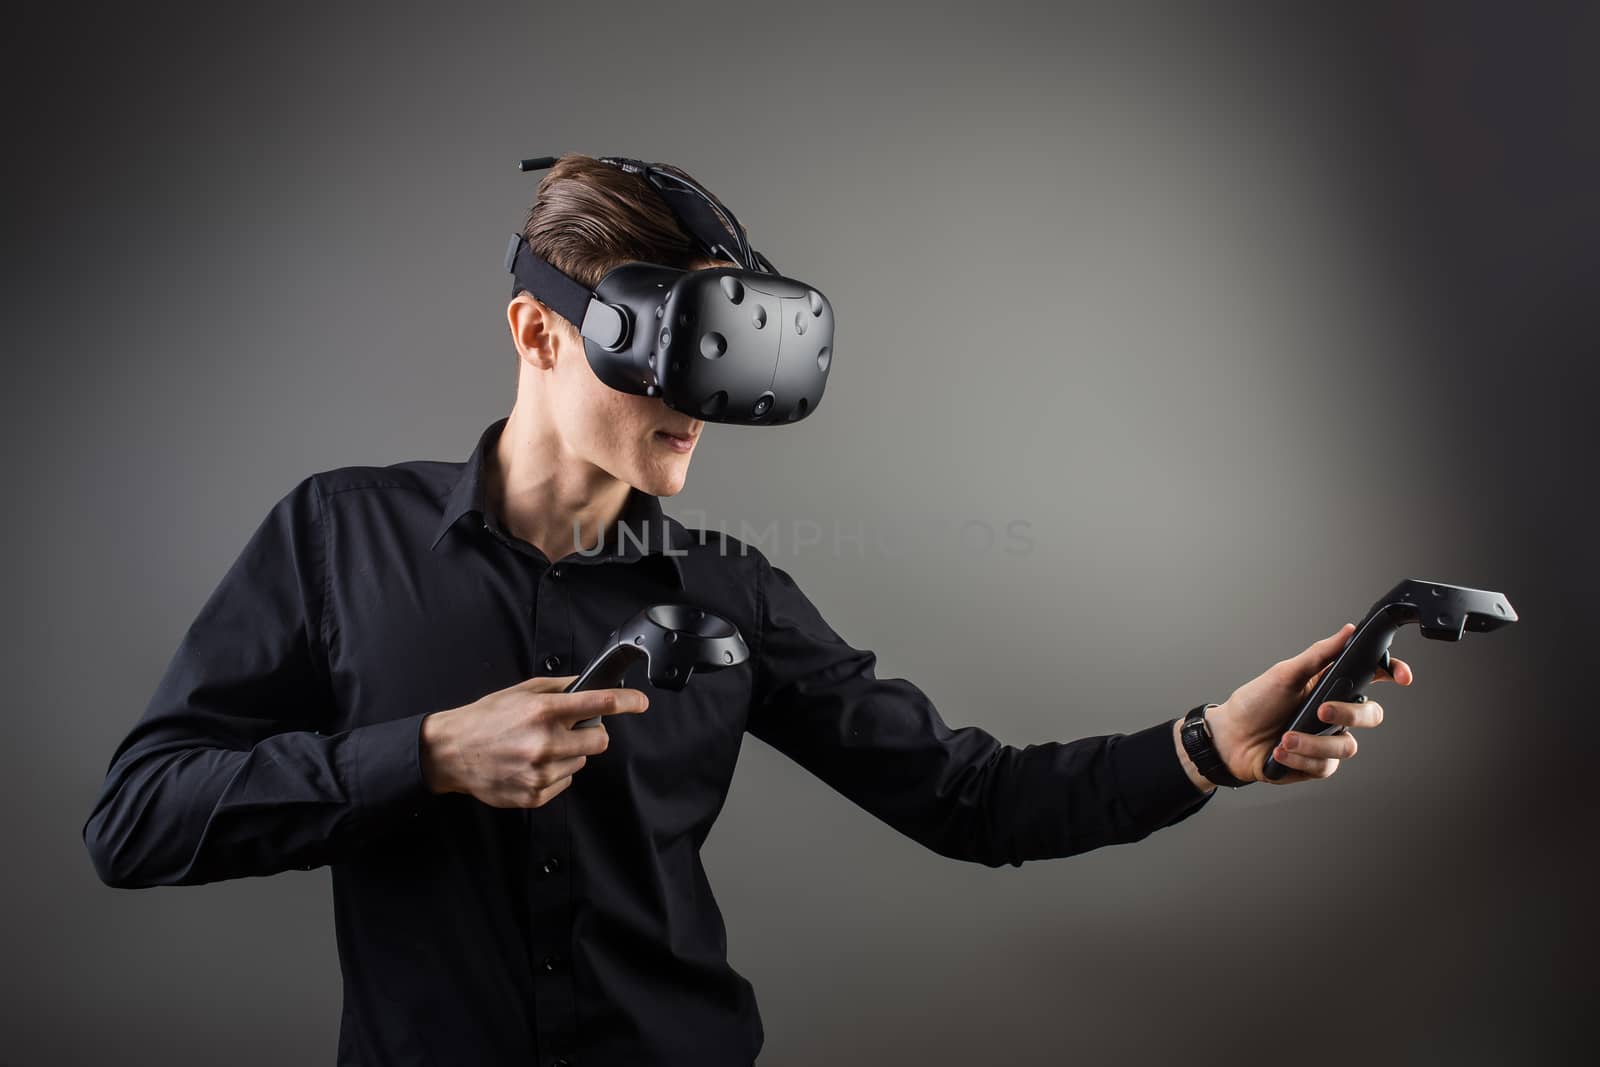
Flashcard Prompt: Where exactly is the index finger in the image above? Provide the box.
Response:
[1286,623,1356,684]
[539,686,650,721]
[1371,657,1414,686]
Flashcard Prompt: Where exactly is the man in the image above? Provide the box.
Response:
[83,153,1409,1066]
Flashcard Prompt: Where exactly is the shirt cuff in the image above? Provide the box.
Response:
[1108,716,1215,836]
[349,711,434,829]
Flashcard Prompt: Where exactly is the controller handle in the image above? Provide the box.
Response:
[567,603,749,729]
[1262,578,1518,780]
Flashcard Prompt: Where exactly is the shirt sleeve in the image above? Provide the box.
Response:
[82,476,434,889]
[744,552,1213,869]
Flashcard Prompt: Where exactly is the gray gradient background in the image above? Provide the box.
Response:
[7,1,1595,1064]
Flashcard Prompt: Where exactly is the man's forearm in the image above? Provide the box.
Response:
[83,713,433,888]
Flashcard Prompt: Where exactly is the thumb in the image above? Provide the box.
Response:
[1285,623,1355,682]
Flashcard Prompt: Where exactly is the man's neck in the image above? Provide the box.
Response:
[489,406,633,563]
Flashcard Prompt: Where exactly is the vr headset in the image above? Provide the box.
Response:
[506,155,834,425]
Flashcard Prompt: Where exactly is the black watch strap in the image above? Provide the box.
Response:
[1180,703,1251,788]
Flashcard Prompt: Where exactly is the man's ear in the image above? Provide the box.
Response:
[507,293,568,371]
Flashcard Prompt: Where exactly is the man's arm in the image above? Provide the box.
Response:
[744,552,1213,870]
[82,476,432,889]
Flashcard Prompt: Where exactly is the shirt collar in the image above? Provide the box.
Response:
[429,416,688,589]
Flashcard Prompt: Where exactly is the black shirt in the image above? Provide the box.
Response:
[84,416,1213,1066]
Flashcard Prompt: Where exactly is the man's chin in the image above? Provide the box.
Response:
[633,464,689,498]
[651,475,688,497]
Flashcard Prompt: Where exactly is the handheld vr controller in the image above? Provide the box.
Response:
[1262,578,1519,781]
[568,604,749,729]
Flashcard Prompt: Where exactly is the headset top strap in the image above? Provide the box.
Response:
[520,154,772,274]
[603,157,757,270]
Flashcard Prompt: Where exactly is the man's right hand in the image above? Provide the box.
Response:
[419,675,648,807]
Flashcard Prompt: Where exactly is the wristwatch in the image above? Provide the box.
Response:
[1180,703,1251,788]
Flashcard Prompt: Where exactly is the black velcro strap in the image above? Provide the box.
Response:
[506,235,594,328]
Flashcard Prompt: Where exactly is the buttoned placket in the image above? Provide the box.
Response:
[529,554,579,1067]
[482,513,582,1066]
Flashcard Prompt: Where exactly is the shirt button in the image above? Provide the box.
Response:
[549,564,564,579]
[542,654,562,672]
[540,855,562,876]
[541,954,563,973]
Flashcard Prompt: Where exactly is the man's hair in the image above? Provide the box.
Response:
[520,154,722,322]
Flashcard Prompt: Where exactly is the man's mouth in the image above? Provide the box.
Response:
[654,430,697,453]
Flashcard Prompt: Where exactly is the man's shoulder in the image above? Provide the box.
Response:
[660,516,792,605]
[302,457,461,505]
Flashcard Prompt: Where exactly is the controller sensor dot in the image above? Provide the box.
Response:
[817,345,831,372]
[700,390,728,417]
[751,305,767,329]
[794,312,807,336]
[721,277,744,304]
[808,290,824,316]
[700,332,727,359]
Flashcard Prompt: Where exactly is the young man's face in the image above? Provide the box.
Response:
[552,316,703,497]
[515,258,736,498]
